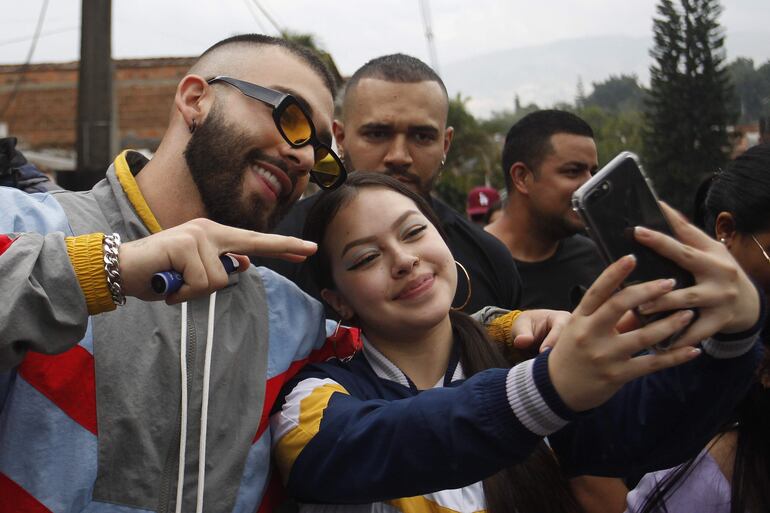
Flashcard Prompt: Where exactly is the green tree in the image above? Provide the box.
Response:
[575,76,587,109]
[585,74,645,113]
[480,97,541,136]
[282,31,343,87]
[643,0,734,214]
[576,105,645,166]
[435,94,499,212]
[727,57,770,123]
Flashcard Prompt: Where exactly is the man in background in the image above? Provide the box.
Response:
[486,110,605,311]
[261,54,522,314]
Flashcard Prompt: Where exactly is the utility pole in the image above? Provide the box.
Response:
[68,0,114,190]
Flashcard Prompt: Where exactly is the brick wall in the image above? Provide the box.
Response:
[0,57,196,151]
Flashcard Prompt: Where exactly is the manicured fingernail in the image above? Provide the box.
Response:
[635,226,652,237]
[679,309,694,324]
[661,278,676,290]
[304,241,318,248]
[621,254,636,268]
[689,347,702,356]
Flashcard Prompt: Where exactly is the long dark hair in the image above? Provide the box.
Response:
[304,172,583,513]
[637,352,770,513]
[638,145,770,513]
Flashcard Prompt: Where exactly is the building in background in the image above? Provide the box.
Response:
[0,57,195,176]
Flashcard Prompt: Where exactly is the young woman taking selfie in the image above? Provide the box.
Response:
[270,173,764,513]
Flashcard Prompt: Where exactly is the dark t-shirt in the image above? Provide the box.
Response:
[255,193,522,318]
[514,234,605,311]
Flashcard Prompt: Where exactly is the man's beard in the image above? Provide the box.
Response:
[384,167,437,200]
[532,207,584,241]
[342,155,437,199]
[184,105,296,232]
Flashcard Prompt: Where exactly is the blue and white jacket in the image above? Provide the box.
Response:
[271,324,764,513]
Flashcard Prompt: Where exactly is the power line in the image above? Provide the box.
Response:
[0,0,51,120]
[0,26,78,49]
[249,0,284,36]
[240,0,269,34]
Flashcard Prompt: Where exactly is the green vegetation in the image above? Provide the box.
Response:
[437,0,769,216]
[642,0,733,214]
[288,7,770,215]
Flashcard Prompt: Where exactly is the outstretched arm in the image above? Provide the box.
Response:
[271,355,573,503]
[0,188,317,369]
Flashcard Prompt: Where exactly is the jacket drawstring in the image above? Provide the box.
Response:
[175,301,189,513]
[176,291,217,513]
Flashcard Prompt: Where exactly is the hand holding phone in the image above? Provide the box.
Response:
[571,152,696,349]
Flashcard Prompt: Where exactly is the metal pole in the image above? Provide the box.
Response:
[72,0,114,190]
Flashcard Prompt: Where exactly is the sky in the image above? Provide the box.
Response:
[1,0,769,115]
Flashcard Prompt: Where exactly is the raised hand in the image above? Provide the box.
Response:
[547,255,702,412]
[631,202,761,347]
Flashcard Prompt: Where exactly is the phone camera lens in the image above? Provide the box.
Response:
[588,181,611,203]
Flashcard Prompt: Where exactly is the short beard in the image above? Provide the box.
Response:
[384,167,438,200]
[184,105,296,233]
[532,209,583,242]
[343,154,437,199]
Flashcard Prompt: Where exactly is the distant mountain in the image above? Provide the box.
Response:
[444,32,770,118]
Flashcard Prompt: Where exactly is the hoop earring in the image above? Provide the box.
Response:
[189,119,197,134]
[450,260,472,311]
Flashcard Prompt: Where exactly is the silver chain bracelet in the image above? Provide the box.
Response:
[103,233,126,306]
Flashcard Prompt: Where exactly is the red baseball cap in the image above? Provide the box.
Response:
[466,186,500,216]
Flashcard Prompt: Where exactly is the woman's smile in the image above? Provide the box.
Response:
[394,273,435,301]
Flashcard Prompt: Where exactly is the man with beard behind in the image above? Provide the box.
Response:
[0,34,348,512]
[259,54,522,315]
[486,110,606,312]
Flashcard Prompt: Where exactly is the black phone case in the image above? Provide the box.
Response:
[572,152,696,349]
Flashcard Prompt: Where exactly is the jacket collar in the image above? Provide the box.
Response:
[361,335,465,390]
[113,150,162,234]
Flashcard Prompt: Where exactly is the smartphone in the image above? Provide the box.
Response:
[571,151,696,349]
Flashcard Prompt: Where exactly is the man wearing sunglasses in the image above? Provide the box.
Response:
[261,53,523,315]
[0,34,350,512]
[185,73,345,235]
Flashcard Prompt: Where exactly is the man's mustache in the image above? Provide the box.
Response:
[384,168,421,184]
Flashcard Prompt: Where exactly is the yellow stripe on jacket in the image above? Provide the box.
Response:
[273,378,350,479]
